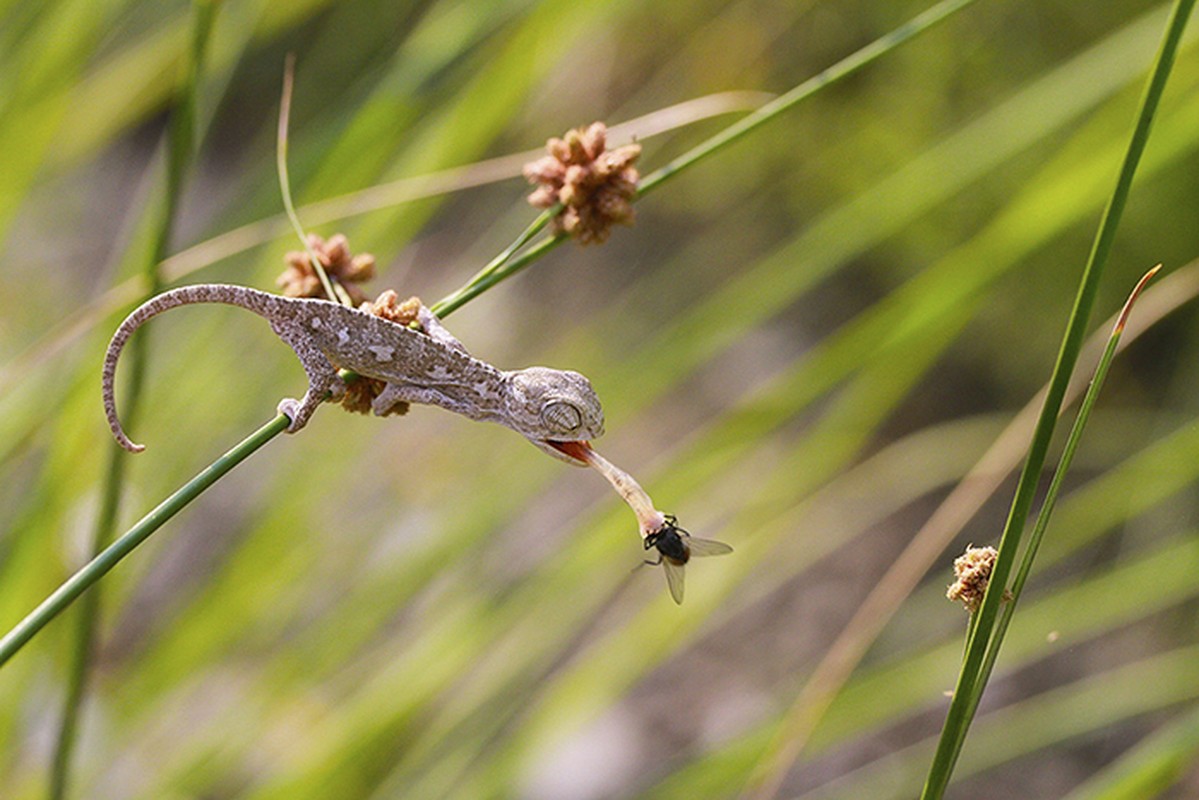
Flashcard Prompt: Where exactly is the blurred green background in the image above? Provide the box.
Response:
[2,1,1199,798]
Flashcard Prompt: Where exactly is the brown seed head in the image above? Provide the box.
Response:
[524,121,641,245]
[364,289,421,325]
[278,233,376,305]
[946,545,1010,613]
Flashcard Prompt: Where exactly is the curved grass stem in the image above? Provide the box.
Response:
[277,55,346,306]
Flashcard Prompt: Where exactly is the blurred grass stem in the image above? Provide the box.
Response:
[46,5,216,796]
[637,0,980,195]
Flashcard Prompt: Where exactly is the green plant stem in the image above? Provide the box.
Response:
[920,2,1194,796]
[637,0,979,196]
[46,397,140,799]
[441,0,980,314]
[1007,268,1160,608]
[433,225,565,319]
[430,206,560,318]
[954,266,1161,775]
[0,415,289,670]
[45,3,218,797]
[0,0,987,673]
[277,54,342,305]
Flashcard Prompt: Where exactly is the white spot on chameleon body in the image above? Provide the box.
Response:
[338,328,350,345]
[368,345,394,362]
[309,317,322,329]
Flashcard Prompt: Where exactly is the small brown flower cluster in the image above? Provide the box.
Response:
[946,545,1009,613]
[363,289,422,325]
[338,290,423,416]
[524,122,640,244]
[278,233,376,305]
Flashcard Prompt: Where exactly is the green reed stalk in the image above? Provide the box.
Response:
[920,2,1194,795]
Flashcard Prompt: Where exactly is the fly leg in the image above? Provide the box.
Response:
[632,552,662,574]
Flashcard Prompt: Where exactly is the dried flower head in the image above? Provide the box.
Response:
[338,290,422,416]
[524,121,641,245]
[946,545,1010,613]
[363,289,421,325]
[278,233,376,305]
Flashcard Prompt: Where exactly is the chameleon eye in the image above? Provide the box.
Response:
[542,401,582,433]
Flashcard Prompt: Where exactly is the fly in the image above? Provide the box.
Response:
[548,440,733,604]
[644,515,733,604]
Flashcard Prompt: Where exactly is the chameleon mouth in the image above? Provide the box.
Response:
[544,439,595,466]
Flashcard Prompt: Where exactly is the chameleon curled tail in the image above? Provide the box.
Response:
[102,285,298,453]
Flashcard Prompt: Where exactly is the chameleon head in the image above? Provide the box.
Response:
[504,367,605,465]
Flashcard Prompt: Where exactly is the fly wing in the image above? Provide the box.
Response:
[686,537,733,558]
[663,559,686,604]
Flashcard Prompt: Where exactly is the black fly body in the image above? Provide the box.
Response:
[644,515,732,604]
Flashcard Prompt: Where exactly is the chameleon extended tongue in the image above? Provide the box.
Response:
[558,440,732,605]
[551,440,666,537]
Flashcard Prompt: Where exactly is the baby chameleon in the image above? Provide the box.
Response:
[102,284,605,464]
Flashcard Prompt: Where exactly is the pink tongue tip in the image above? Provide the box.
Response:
[547,440,593,462]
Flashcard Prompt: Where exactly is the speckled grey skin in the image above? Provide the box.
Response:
[102,284,604,464]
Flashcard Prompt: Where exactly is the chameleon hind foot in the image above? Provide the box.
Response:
[277,398,305,432]
[277,371,347,432]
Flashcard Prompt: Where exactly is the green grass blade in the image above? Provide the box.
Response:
[921,2,1196,794]
[943,266,1163,788]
